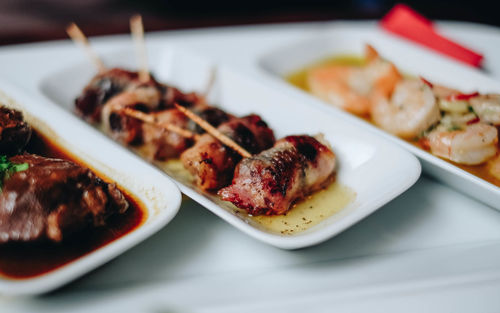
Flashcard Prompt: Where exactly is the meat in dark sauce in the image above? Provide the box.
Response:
[0,105,143,279]
[0,154,128,243]
[0,106,32,155]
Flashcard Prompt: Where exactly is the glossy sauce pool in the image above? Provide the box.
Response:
[286,55,500,188]
[249,182,356,235]
[0,132,146,280]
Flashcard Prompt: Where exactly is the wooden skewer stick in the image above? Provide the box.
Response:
[130,15,150,83]
[174,103,252,158]
[66,23,106,73]
[202,68,217,99]
[122,108,199,140]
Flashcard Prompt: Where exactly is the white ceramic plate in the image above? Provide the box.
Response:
[259,28,500,210]
[0,80,182,296]
[39,45,420,249]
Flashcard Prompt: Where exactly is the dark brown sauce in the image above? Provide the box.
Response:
[0,131,145,280]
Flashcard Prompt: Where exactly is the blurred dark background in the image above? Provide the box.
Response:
[0,0,499,46]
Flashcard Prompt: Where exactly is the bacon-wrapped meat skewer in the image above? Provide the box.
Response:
[141,106,234,160]
[99,83,233,158]
[218,135,336,216]
[75,67,204,122]
[75,68,147,122]
[180,114,275,191]
[100,87,162,145]
[68,22,204,123]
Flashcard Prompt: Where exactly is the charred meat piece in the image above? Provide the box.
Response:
[0,154,129,243]
[218,135,336,216]
[141,109,194,160]
[139,106,233,160]
[76,67,203,122]
[187,107,234,134]
[162,86,204,110]
[100,88,164,146]
[106,103,146,146]
[98,83,233,159]
[75,68,146,122]
[181,114,275,191]
[0,106,31,155]
[100,84,211,149]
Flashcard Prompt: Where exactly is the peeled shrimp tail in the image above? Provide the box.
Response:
[372,79,441,139]
[428,123,498,165]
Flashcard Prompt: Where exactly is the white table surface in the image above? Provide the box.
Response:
[1,20,500,313]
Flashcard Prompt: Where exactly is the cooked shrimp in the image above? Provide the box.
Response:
[469,94,500,125]
[372,79,441,139]
[306,44,401,115]
[362,59,402,98]
[307,65,372,115]
[365,44,379,63]
[427,123,498,165]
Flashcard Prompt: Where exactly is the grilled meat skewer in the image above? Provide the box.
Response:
[181,114,275,191]
[219,135,336,215]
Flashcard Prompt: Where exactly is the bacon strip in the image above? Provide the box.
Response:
[219,135,336,215]
[181,114,275,190]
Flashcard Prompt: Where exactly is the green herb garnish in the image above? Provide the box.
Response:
[447,125,462,132]
[416,123,438,140]
[0,155,29,191]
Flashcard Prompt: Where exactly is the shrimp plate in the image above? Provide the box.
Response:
[260,28,500,210]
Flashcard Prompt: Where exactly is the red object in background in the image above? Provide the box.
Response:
[380,4,484,68]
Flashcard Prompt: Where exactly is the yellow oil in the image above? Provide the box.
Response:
[286,55,365,91]
[131,146,195,185]
[213,182,354,235]
[156,158,194,185]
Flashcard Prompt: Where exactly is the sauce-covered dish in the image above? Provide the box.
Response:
[0,81,181,296]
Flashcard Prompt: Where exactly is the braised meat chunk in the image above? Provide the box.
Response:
[181,114,275,191]
[0,154,129,244]
[0,106,31,155]
[219,135,336,216]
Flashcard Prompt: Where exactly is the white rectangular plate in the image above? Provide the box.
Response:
[259,28,500,210]
[39,45,420,249]
[0,80,182,296]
